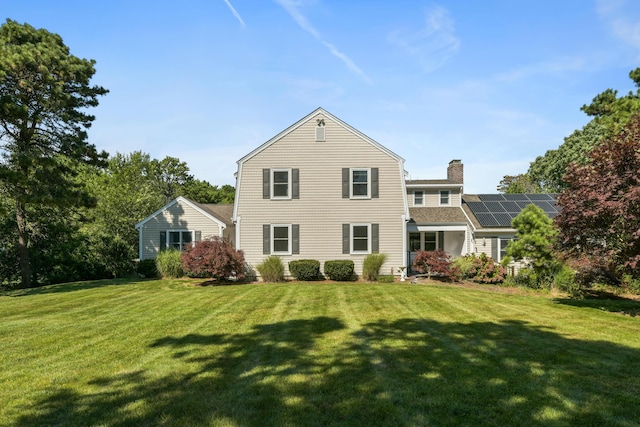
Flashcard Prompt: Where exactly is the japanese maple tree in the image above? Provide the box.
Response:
[555,113,640,278]
[181,238,245,282]
[413,249,458,280]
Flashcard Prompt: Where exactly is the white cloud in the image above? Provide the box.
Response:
[597,0,640,51]
[274,0,372,84]
[495,57,587,82]
[388,4,460,72]
[223,0,246,27]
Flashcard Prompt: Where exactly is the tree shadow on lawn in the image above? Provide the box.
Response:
[15,317,640,426]
[555,296,640,317]
[2,278,142,297]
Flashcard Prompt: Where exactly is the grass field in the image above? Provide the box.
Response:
[1,279,640,426]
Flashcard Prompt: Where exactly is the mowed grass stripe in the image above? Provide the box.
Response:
[1,280,640,426]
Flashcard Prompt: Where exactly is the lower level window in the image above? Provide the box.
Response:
[168,230,193,251]
[500,238,512,261]
[352,224,370,253]
[272,225,291,254]
[424,232,437,251]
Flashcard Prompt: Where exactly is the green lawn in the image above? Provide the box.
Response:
[1,279,640,426]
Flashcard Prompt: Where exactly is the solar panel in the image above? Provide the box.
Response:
[503,194,529,201]
[533,201,557,213]
[475,213,499,227]
[527,194,554,201]
[479,194,505,201]
[501,201,521,213]
[467,201,490,212]
[484,201,507,212]
[465,193,559,228]
[493,213,513,226]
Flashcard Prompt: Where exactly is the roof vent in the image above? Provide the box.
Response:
[316,118,325,141]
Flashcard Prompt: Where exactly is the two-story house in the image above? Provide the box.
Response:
[232,108,408,277]
[136,108,558,279]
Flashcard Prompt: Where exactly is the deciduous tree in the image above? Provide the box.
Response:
[181,238,245,282]
[0,20,108,287]
[555,114,640,279]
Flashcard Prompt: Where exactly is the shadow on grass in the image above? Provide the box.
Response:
[555,295,640,317]
[15,317,640,426]
[1,278,143,297]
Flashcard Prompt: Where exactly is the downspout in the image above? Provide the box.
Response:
[137,225,143,260]
[235,216,241,250]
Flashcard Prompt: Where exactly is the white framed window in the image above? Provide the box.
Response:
[440,190,450,206]
[271,169,291,199]
[500,238,512,261]
[168,230,193,251]
[424,232,437,251]
[271,224,291,255]
[351,224,371,254]
[351,168,370,199]
[414,191,424,206]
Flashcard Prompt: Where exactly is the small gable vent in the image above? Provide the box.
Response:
[316,118,326,141]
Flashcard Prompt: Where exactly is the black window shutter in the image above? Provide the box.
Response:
[342,168,349,198]
[263,224,271,254]
[292,169,299,199]
[438,231,444,250]
[263,169,270,199]
[372,224,379,253]
[342,224,350,254]
[371,168,379,198]
[159,231,166,252]
[292,224,300,254]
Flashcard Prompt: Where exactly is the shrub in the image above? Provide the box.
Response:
[452,255,476,280]
[363,253,387,281]
[554,264,581,297]
[566,255,616,288]
[156,249,183,279]
[472,253,507,284]
[514,267,553,289]
[181,238,245,282]
[413,250,457,281]
[256,256,285,282]
[377,275,395,283]
[137,259,158,278]
[324,260,355,281]
[289,259,321,281]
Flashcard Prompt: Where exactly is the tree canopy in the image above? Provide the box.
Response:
[500,67,640,193]
[506,204,559,278]
[555,113,640,279]
[0,19,108,287]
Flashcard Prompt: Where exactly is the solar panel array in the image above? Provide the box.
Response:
[466,194,558,227]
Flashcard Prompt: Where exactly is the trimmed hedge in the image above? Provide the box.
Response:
[324,260,355,281]
[289,259,321,281]
[137,259,158,278]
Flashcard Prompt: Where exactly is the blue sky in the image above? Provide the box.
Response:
[4,0,640,193]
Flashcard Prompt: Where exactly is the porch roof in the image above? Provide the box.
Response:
[408,207,468,224]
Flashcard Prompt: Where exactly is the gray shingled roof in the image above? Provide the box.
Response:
[406,179,460,185]
[409,207,468,224]
[194,202,234,227]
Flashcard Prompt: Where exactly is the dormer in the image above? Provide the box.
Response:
[405,160,464,208]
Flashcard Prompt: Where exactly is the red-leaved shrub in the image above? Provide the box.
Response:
[181,237,245,282]
[413,250,459,281]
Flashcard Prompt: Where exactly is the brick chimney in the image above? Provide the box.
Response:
[447,159,463,183]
